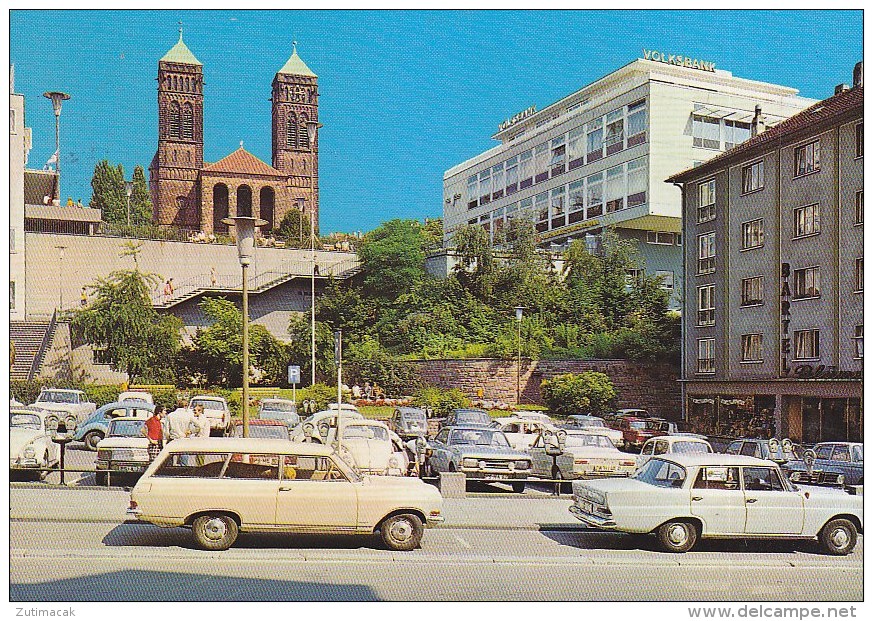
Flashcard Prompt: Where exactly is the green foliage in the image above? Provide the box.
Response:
[453,224,495,301]
[10,379,72,405]
[540,372,617,417]
[83,384,123,407]
[345,336,421,396]
[358,219,427,299]
[412,387,471,417]
[300,383,337,412]
[129,165,153,226]
[274,208,312,247]
[90,160,128,225]
[285,316,337,386]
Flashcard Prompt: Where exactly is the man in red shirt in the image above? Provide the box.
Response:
[141,405,167,462]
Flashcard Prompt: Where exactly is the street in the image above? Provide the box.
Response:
[9,486,863,601]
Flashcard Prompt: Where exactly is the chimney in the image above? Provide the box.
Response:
[834,84,850,95]
[751,105,766,138]
[853,61,863,88]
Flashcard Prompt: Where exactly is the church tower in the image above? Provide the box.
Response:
[150,26,204,227]
[271,43,319,232]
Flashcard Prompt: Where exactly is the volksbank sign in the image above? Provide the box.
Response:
[642,49,716,72]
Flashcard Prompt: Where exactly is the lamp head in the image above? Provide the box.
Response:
[222,216,268,266]
[43,91,71,116]
[124,181,134,198]
[306,121,320,148]
[515,306,525,322]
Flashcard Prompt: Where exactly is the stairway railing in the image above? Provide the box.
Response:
[28,309,57,381]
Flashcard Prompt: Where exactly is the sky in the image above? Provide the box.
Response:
[9,10,864,234]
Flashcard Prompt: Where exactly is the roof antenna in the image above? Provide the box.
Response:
[240,140,244,149]
[293,39,297,55]
[178,20,183,41]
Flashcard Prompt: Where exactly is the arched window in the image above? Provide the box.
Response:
[185,77,190,92]
[299,114,310,149]
[287,113,298,149]
[182,103,194,140]
[259,187,275,233]
[169,102,181,138]
[237,185,253,217]
[213,184,229,233]
[173,76,178,91]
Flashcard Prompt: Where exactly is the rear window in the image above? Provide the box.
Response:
[154,453,230,478]
[192,399,227,410]
[673,441,712,454]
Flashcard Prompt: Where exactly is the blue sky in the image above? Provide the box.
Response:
[10,10,863,234]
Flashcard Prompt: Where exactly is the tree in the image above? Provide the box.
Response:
[357,219,427,299]
[540,372,617,416]
[274,208,312,247]
[129,165,153,226]
[286,315,338,386]
[71,249,181,383]
[452,223,495,301]
[90,160,127,225]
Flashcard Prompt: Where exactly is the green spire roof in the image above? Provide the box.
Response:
[277,42,317,77]
[160,26,202,66]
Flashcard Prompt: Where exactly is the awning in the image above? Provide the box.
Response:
[693,105,755,123]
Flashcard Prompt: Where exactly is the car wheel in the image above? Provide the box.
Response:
[95,472,108,486]
[511,482,526,493]
[380,513,423,551]
[192,514,239,551]
[83,431,104,451]
[818,519,857,556]
[656,520,698,553]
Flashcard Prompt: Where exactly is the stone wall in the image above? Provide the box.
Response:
[410,358,681,420]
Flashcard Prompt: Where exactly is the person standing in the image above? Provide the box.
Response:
[166,399,195,442]
[210,266,217,287]
[141,405,166,463]
[192,404,211,438]
[80,287,88,307]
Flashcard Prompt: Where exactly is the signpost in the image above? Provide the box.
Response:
[287,364,301,407]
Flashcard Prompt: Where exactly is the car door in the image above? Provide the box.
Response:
[430,429,451,472]
[741,466,803,534]
[690,466,745,535]
[275,454,358,530]
[637,440,655,468]
[218,452,283,528]
[529,434,548,476]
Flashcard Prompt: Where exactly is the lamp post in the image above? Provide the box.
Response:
[43,91,70,202]
[515,306,525,405]
[222,215,267,437]
[306,119,322,386]
[124,180,133,227]
[56,245,68,311]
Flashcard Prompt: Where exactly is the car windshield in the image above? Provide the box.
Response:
[450,429,510,448]
[633,458,687,488]
[579,417,605,427]
[344,425,390,441]
[191,399,226,411]
[673,440,712,454]
[262,401,295,412]
[647,420,667,431]
[565,434,612,449]
[455,411,490,425]
[852,445,863,462]
[109,420,144,437]
[630,421,647,430]
[39,390,77,404]
[402,411,427,423]
[11,414,42,429]
[233,425,288,440]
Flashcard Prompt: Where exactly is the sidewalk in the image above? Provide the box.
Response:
[10,486,577,530]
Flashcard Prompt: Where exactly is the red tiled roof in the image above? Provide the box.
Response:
[202,147,285,177]
[668,86,863,182]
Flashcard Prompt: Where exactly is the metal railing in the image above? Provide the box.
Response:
[28,309,57,381]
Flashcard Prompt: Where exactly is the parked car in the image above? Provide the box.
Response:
[10,408,60,481]
[426,426,531,492]
[513,411,553,426]
[614,408,652,419]
[569,454,863,555]
[127,437,445,551]
[782,442,863,488]
[388,407,429,440]
[637,435,713,469]
[95,417,154,485]
[289,409,364,442]
[227,418,292,440]
[724,438,799,465]
[444,408,492,428]
[334,420,410,476]
[257,398,300,428]
[189,395,231,435]
[565,415,624,448]
[73,401,154,451]
[530,429,636,480]
[614,417,667,451]
[118,390,154,405]
[32,388,96,431]
[492,416,555,452]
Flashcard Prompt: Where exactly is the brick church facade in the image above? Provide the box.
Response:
[149,32,319,234]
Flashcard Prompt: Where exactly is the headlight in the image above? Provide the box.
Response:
[837,474,845,485]
[462,458,479,468]
[789,471,802,481]
[97,449,111,460]
[24,446,36,458]
[388,456,399,468]
[515,460,530,470]
[133,449,150,460]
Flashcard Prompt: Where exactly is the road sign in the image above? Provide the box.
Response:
[287,365,301,385]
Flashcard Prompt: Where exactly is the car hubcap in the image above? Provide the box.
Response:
[831,527,849,549]
[390,520,413,543]
[668,524,688,546]
[204,518,227,541]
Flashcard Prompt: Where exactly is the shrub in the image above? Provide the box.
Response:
[540,372,617,417]
[10,379,64,405]
[412,386,471,417]
[84,384,124,407]
[300,383,338,413]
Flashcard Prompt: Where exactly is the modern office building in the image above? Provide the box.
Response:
[443,56,817,305]
[10,67,31,320]
[667,65,863,444]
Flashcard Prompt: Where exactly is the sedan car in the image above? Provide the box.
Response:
[388,406,429,440]
[782,442,863,488]
[95,417,153,486]
[565,415,624,447]
[73,401,154,451]
[637,435,713,469]
[724,438,799,465]
[530,430,636,480]
[189,395,231,435]
[570,454,863,555]
[613,417,667,451]
[257,398,300,428]
[10,409,60,480]
[227,418,292,440]
[444,408,492,428]
[426,426,531,492]
[492,417,555,452]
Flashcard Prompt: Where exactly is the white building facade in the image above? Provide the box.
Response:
[10,70,31,320]
[443,57,817,307]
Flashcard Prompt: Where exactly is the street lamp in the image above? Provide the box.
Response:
[515,306,525,405]
[124,180,134,227]
[43,91,70,203]
[55,245,68,311]
[306,119,322,386]
[222,215,267,438]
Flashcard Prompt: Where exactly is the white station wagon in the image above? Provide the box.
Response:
[128,438,444,551]
[570,454,863,555]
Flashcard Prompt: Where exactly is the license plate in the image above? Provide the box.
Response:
[117,465,143,472]
[488,473,512,480]
[593,465,614,472]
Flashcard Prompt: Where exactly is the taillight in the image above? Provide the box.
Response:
[574,459,588,464]
[621,461,635,466]
[128,500,138,510]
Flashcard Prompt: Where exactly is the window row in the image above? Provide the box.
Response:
[167,102,195,140]
[286,112,312,150]
[467,99,647,209]
[163,74,201,94]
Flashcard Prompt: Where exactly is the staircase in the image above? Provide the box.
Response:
[10,313,57,381]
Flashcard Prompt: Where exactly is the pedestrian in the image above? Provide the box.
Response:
[141,405,166,462]
[162,280,172,303]
[210,266,217,287]
[352,384,362,399]
[364,382,373,400]
[166,399,195,442]
[80,287,87,307]
[168,278,175,295]
[77,198,83,208]
[66,196,74,207]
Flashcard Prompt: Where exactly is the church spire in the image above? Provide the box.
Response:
[277,41,317,77]
[160,24,202,66]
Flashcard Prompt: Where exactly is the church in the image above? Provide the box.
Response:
[149,30,320,235]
